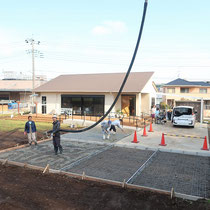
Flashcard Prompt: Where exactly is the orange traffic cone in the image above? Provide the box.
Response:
[142,125,148,137]
[132,131,139,143]
[201,136,209,151]
[159,133,167,146]
[148,123,153,132]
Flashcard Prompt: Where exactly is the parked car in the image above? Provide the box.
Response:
[171,106,196,128]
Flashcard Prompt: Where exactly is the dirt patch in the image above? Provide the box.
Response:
[0,165,209,210]
[0,130,45,150]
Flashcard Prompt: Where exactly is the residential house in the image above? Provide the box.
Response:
[163,78,210,119]
[34,72,157,116]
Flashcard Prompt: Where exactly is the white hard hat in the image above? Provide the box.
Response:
[52,114,57,118]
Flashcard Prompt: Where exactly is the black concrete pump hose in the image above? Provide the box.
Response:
[60,0,148,133]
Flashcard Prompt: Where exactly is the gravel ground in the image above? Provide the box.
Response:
[67,147,154,182]
[132,151,210,198]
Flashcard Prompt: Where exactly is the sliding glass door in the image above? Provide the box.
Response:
[61,95,104,116]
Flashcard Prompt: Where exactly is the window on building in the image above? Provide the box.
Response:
[151,97,155,106]
[0,94,9,100]
[42,96,46,104]
[199,88,207,94]
[180,88,189,93]
[61,95,104,116]
[167,88,175,93]
[204,100,210,110]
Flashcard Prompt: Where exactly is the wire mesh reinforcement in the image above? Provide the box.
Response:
[66,147,154,182]
[126,150,158,184]
[132,151,210,198]
[59,145,113,171]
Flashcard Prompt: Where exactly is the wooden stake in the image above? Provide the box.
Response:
[171,187,175,199]
[82,171,85,180]
[43,164,50,174]
[122,179,126,188]
[23,162,28,168]
[2,159,8,165]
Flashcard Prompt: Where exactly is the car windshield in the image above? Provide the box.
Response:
[173,108,192,117]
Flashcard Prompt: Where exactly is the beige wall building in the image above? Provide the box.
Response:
[34,72,157,117]
[163,78,210,118]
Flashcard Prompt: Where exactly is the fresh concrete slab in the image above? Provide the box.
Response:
[0,140,106,170]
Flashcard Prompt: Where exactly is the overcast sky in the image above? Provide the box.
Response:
[0,0,209,83]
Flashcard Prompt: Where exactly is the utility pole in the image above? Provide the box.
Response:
[25,38,40,106]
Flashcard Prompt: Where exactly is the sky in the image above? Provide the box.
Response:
[0,0,210,84]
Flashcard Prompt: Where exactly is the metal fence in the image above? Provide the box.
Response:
[62,111,152,129]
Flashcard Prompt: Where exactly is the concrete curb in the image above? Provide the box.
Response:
[115,143,210,157]
[62,135,210,157]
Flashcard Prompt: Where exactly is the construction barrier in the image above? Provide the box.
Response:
[201,136,209,151]
[148,123,153,132]
[142,125,148,137]
[132,131,139,143]
[159,133,167,146]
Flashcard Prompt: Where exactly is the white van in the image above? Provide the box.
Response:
[171,106,196,128]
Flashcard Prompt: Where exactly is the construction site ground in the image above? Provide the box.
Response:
[0,130,44,150]
[0,123,210,208]
[1,165,209,210]
[0,119,70,150]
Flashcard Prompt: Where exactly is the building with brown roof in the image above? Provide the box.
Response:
[0,80,46,104]
[34,72,157,116]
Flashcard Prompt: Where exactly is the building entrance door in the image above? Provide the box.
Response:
[121,95,136,116]
[42,96,47,114]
